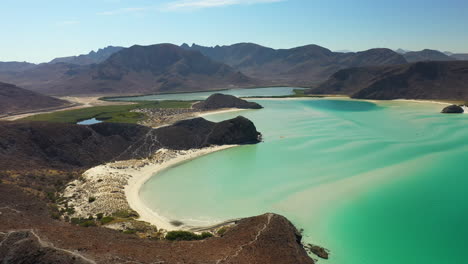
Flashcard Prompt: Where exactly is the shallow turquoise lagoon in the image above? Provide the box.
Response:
[140,98,468,264]
[108,87,300,101]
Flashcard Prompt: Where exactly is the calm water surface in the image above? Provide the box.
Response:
[76,118,102,125]
[109,87,300,101]
[140,98,468,264]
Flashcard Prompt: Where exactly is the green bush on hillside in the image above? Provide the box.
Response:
[165,231,213,241]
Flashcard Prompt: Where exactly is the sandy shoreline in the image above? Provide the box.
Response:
[124,145,237,231]
[1,96,133,121]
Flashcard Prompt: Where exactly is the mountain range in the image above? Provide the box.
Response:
[181,43,407,86]
[306,61,468,100]
[0,44,257,96]
[0,43,468,97]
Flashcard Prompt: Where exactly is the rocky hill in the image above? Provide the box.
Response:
[182,43,407,86]
[0,116,260,172]
[0,61,36,72]
[193,93,263,110]
[306,61,468,100]
[451,53,468,60]
[403,49,454,62]
[0,82,70,115]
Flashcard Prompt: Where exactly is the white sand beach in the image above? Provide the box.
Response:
[77,145,238,231]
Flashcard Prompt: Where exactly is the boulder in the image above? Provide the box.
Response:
[441,105,464,114]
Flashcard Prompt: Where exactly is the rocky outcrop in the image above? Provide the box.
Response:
[441,105,464,113]
[155,116,261,149]
[193,93,263,110]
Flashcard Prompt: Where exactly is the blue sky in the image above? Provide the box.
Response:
[2,0,468,63]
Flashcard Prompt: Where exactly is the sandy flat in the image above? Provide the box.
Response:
[1,96,133,121]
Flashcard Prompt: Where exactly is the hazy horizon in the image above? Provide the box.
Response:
[2,0,468,63]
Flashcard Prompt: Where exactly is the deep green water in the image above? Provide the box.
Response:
[108,87,299,101]
[140,98,468,264]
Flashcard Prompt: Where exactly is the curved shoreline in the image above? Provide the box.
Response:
[124,145,238,231]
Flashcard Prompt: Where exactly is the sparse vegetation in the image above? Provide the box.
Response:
[123,229,137,234]
[100,216,115,225]
[217,226,230,236]
[165,231,213,241]
[112,210,139,219]
[21,100,193,124]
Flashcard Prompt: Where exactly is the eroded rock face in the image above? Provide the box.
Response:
[193,93,263,110]
[441,105,464,114]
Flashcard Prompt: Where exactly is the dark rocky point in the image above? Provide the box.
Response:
[193,93,263,110]
[304,244,330,259]
[441,105,464,114]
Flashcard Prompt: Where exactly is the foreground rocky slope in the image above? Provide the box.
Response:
[0,82,71,116]
[306,61,468,100]
[0,184,314,263]
[0,118,316,263]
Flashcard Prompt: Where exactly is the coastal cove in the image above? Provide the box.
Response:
[138,97,468,264]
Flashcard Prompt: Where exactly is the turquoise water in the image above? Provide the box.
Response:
[140,98,468,264]
[108,87,300,101]
[77,118,102,125]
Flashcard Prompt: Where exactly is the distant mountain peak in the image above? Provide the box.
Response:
[49,46,124,65]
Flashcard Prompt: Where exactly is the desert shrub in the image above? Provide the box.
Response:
[96,213,104,219]
[79,220,96,227]
[65,207,75,215]
[165,231,213,241]
[100,216,114,225]
[113,210,138,219]
[123,229,137,234]
[50,211,61,220]
[70,218,81,225]
[200,232,213,239]
[217,226,230,236]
